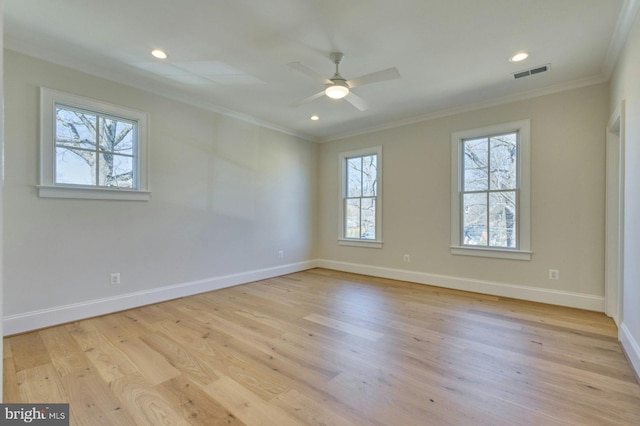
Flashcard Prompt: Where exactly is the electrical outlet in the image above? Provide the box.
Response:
[110,273,121,285]
[278,250,284,259]
[403,254,410,263]
[548,269,559,280]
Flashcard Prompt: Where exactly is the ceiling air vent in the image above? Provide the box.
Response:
[513,64,550,79]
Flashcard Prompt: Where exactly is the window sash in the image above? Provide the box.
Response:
[450,119,531,260]
[339,147,382,247]
[344,153,378,240]
[54,104,139,189]
[460,132,519,249]
[39,87,150,201]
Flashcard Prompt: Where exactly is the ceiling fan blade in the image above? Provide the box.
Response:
[288,62,333,85]
[291,90,325,107]
[344,92,369,111]
[347,67,401,88]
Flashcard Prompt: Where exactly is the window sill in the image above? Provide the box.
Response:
[37,185,151,201]
[450,246,531,261]
[338,239,383,249]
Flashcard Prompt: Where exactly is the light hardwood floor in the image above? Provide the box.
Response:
[3,268,640,425]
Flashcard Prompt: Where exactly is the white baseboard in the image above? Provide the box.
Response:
[620,322,640,379]
[3,259,606,336]
[3,260,317,336]
[316,259,605,312]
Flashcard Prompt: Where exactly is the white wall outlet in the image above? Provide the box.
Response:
[278,250,284,259]
[110,273,121,285]
[548,269,560,280]
[403,254,411,263]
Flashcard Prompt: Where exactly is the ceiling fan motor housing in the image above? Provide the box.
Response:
[325,52,350,98]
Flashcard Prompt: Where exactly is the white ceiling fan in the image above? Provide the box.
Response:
[288,52,401,111]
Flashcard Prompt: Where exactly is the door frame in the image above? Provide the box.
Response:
[605,100,625,325]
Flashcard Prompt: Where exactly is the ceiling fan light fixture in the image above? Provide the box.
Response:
[325,83,349,99]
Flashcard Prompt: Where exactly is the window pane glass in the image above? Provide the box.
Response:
[489,191,517,248]
[463,192,487,246]
[99,117,135,155]
[56,107,96,149]
[98,153,134,188]
[56,147,96,185]
[347,157,362,197]
[490,133,517,190]
[346,199,361,238]
[463,137,488,191]
[361,198,376,239]
[361,155,377,197]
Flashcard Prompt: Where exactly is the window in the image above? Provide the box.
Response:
[339,147,382,248]
[451,120,531,260]
[39,88,150,200]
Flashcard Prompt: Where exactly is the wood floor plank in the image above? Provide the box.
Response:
[158,376,243,425]
[303,313,385,341]
[60,369,136,426]
[272,388,356,426]
[3,268,640,425]
[2,356,22,403]
[39,327,93,377]
[3,336,12,359]
[66,320,109,351]
[109,336,181,386]
[139,331,220,387]
[8,332,51,372]
[15,363,66,403]
[83,342,138,384]
[109,373,191,426]
[203,376,300,426]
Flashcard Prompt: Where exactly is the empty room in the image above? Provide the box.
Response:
[2,1,640,425]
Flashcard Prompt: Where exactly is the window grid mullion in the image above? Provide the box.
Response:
[486,138,491,246]
[359,157,364,233]
[95,115,101,186]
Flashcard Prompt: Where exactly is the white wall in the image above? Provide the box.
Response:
[1,0,5,401]
[610,9,640,376]
[318,83,609,310]
[3,50,318,334]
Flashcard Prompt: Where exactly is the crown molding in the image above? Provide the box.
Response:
[321,73,608,143]
[603,0,640,78]
[3,40,318,143]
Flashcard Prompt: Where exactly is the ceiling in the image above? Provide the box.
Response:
[4,0,634,142]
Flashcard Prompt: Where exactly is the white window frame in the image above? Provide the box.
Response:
[338,146,383,248]
[451,119,531,260]
[39,87,150,201]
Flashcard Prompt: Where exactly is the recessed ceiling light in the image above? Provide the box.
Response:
[151,49,167,59]
[310,115,320,121]
[510,52,529,62]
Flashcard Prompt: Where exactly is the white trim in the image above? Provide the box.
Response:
[39,87,151,200]
[2,260,317,336]
[603,0,640,78]
[450,119,531,260]
[2,259,610,336]
[605,100,625,325]
[6,43,315,142]
[338,146,383,245]
[620,322,640,379]
[450,246,532,261]
[37,185,151,201]
[316,259,604,312]
[321,74,606,143]
[338,239,383,249]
